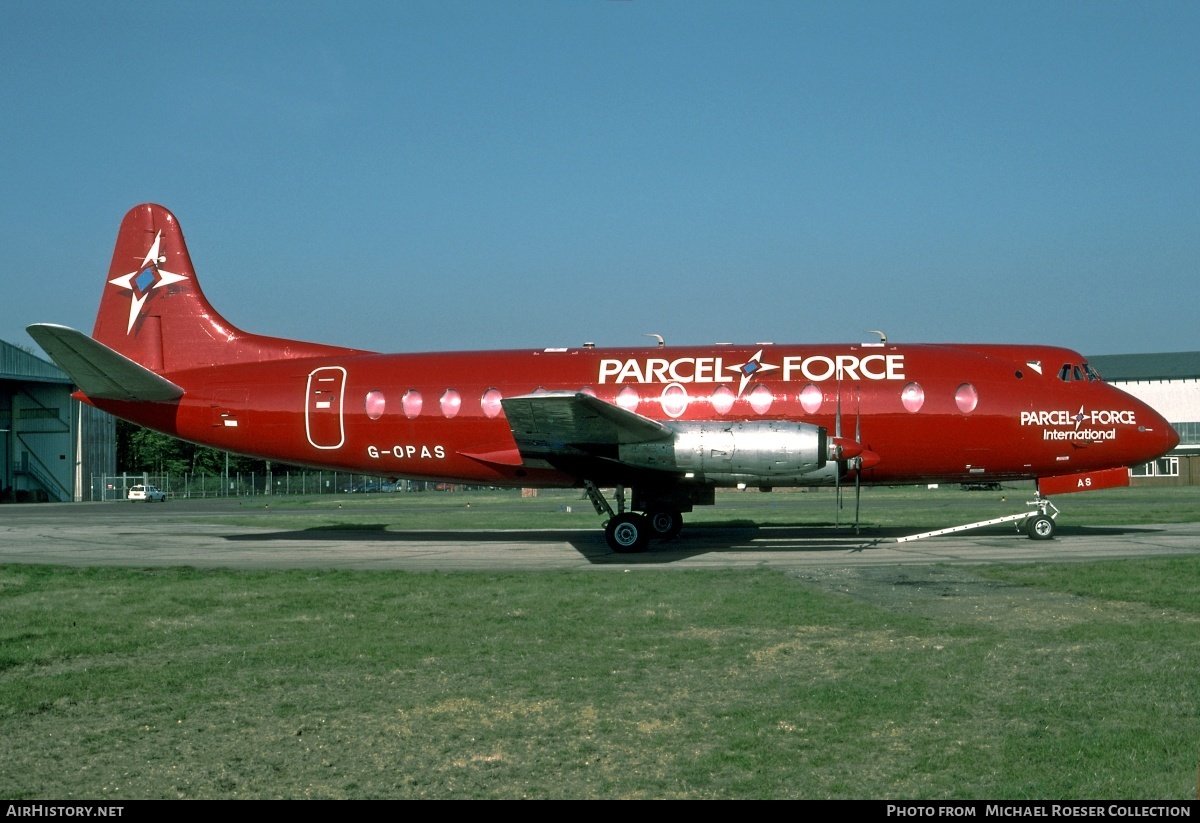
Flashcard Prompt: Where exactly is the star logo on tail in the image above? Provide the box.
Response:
[108,231,189,333]
[726,349,779,397]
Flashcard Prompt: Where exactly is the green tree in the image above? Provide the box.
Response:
[116,420,286,476]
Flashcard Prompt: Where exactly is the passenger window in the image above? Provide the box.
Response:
[440,389,462,419]
[711,385,735,415]
[616,386,640,412]
[365,390,386,420]
[481,388,503,419]
[901,382,925,413]
[402,389,423,418]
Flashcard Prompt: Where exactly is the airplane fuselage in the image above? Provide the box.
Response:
[91,340,1172,489]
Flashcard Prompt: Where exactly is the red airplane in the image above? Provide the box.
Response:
[28,204,1179,552]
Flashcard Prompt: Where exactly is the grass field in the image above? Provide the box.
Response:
[2,486,1199,799]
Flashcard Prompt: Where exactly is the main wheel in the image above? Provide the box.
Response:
[1026,514,1055,540]
[647,510,683,540]
[605,513,651,553]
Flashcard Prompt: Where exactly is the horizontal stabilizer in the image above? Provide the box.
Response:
[26,323,184,403]
[501,391,673,454]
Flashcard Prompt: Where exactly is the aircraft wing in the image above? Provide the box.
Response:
[26,323,184,403]
[500,391,672,459]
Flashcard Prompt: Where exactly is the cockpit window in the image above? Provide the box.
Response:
[1058,362,1101,383]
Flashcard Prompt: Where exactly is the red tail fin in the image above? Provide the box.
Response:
[92,204,366,373]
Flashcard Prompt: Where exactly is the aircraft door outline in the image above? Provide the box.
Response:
[305,366,347,449]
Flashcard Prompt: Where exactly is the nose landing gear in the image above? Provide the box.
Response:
[1024,508,1057,540]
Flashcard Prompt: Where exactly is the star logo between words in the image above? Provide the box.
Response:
[726,349,779,397]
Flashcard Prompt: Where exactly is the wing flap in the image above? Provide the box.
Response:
[457,446,526,467]
[500,391,672,458]
[26,323,184,403]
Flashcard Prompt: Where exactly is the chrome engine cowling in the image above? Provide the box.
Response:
[619,420,828,485]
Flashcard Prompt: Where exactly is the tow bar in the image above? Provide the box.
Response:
[895,498,1060,543]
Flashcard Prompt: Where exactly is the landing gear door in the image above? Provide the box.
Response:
[306,366,346,450]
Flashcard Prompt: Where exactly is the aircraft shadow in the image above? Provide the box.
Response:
[222,522,1168,565]
[573,524,1169,565]
[221,524,873,563]
[225,525,595,543]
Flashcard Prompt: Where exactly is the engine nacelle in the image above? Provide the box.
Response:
[618,420,828,484]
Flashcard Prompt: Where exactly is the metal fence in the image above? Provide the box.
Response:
[90,472,437,501]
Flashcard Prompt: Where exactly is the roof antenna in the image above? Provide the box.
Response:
[866,330,887,345]
[644,333,665,348]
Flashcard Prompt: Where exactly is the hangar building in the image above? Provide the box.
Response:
[1089,351,1200,486]
[1,339,115,502]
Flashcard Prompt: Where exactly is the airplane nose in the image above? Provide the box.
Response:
[1135,397,1179,461]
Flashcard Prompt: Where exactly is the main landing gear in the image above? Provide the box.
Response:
[586,482,684,554]
[646,509,684,539]
[604,513,651,553]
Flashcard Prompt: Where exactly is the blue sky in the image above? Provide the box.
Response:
[3,1,1197,357]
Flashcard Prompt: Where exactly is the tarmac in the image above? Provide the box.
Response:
[3,499,1199,571]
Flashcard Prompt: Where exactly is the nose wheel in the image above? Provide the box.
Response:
[1025,513,1056,540]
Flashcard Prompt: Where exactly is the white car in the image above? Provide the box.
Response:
[128,484,167,502]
